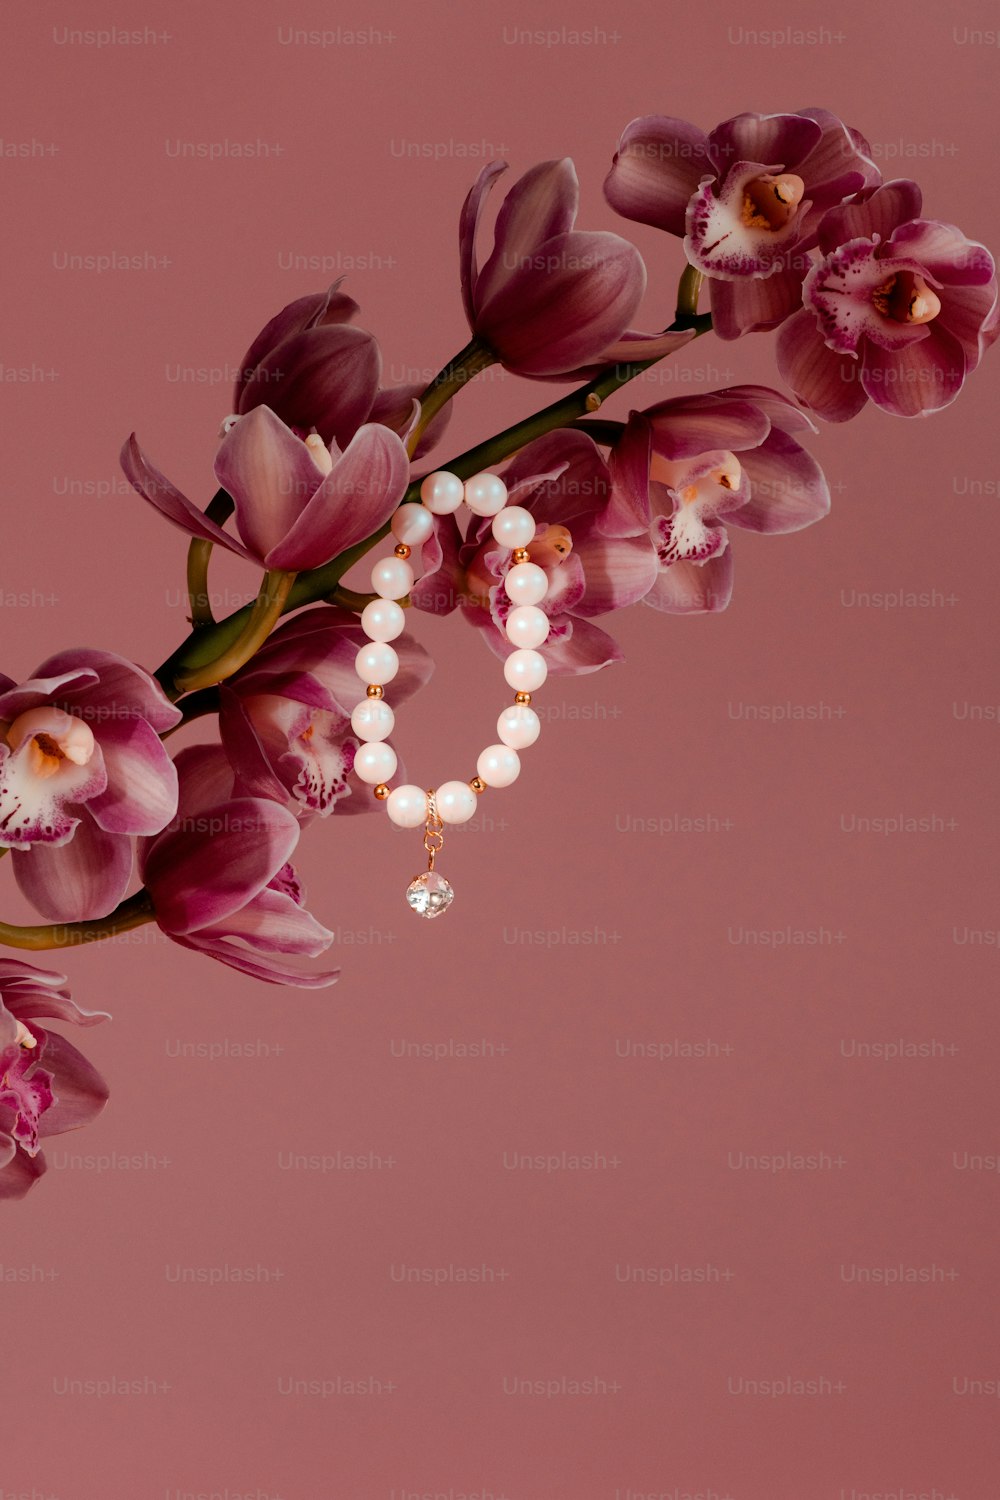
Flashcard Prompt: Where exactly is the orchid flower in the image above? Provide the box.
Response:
[777,181,999,419]
[605,109,880,339]
[607,387,830,612]
[0,958,109,1201]
[220,607,433,819]
[413,430,658,673]
[139,746,338,988]
[122,405,410,574]
[460,158,694,379]
[0,651,180,921]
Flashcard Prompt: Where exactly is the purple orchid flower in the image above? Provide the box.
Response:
[139,745,338,988]
[460,158,694,379]
[776,180,999,420]
[122,405,410,574]
[413,430,658,674]
[219,606,433,819]
[0,651,180,921]
[233,282,451,458]
[604,108,880,340]
[607,387,830,613]
[0,958,110,1201]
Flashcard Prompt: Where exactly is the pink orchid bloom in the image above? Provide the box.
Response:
[413,430,658,674]
[0,650,180,921]
[121,405,410,574]
[608,387,830,613]
[605,108,879,340]
[0,958,110,1201]
[234,282,451,458]
[139,746,338,988]
[460,158,694,379]
[219,606,432,819]
[777,180,999,420]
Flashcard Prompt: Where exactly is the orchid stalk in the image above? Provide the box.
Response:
[1,113,995,1196]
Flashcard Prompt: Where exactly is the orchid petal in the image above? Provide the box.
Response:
[85,717,178,836]
[474,231,645,377]
[644,545,734,613]
[121,434,254,561]
[12,813,133,922]
[264,423,409,573]
[604,115,710,236]
[235,282,360,407]
[238,323,381,449]
[0,1145,45,1199]
[731,430,831,533]
[707,112,822,174]
[709,265,806,341]
[459,159,508,325]
[886,220,995,287]
[860,325,966,417]
[817,180,923,255]
[776,308,869,423]
[174,932,339,989]
[144,797,300,935]
[31,649,181,734]
[214,405,323,562]
[570,519,658,616]
[35,1032,109,1137]
[475,158,580,310]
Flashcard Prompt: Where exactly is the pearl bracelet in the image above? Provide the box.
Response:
[350,469,555,918]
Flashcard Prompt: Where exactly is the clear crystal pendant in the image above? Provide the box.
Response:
[406,869,454,918]
[405,793,453,917]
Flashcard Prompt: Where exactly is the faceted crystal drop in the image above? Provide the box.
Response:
[405,870,454,918]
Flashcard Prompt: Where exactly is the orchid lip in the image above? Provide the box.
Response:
[742,173,806,232]
[6,708,96,779]
[872,270,942,326]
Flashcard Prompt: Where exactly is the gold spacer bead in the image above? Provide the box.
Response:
[366,684,384,699]
[393,542,411,559]
[374,783,390,800]
[470,776,486,794]
[514,692,532,705]
[512,548,530,564]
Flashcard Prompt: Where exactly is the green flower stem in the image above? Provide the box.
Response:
[186,489,235,628]
[173,568,296,695]
[400,312,712,502]
[157,529,389,693]
[0,890,156,950]
[329,585,382,612]
[161,687,221,739]
[406,337,497,457]
[570,419,628,446]
[676,265,704,320]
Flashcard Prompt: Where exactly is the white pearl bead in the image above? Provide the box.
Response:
[505,604,550,649]
[360,598,405,643]
[354,642,399,685]
[386,784,428,828]
[503,649,548,693]
[476,744,520,788]
[464,472,508,517]
[420,471,464,515]
[503,562,548,606]
[350,697,395,743]
[371,556,414,600]
[435,780,478,824]
[391,504,435,546]
[354,742,397,785]
[497,703,540,749]
[491,505,536,549]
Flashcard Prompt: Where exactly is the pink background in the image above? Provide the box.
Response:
[3,1,999,1496]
